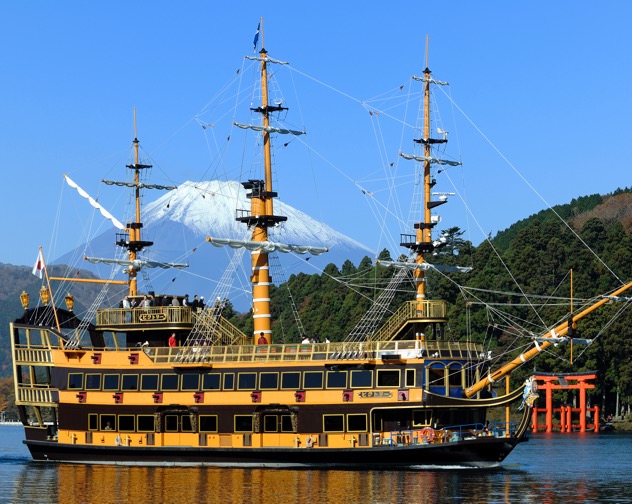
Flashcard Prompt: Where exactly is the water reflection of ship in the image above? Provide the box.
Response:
[11,463,603,504]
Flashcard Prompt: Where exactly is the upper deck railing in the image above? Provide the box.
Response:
[11,325,483,366]
[96,306,193,327]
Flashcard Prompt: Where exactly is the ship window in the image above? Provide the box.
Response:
[223,373,235,390]
[181,373,200,391]
[326,370,348,389]
[161,374,179,391]
[323,414,344,432]
[68,373,83,390]
[88,414,98,431]
[428,364,445,386]
[85,374,101,390]
[412,410,432,427]
[280,372,301,390]
[350,370,372,388]
[199,415,218,433]
[237,372,257,390]
[448,364,462,387]
[165,415,179,432]
[202,373,221,390]
[103,374,120,391]
[121,374,139,391]
[405,369,416,388]
[140,374,159,391]
[181,414,194,432]
[376,369,400,388]
[259,372,279,390]
[234,415,253,432]
[303,371,323,389]
[137,415,155,432]
[347,414,368,432]
[263,415,278,432]
[100,415,116,431]
[280,415,294,432]
[118,415,135,432]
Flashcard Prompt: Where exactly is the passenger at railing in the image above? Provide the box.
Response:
[190,295,200,310]
[199,296,205,309]
[182,294,189,307]
[168,333,177,348]
[160,295,169,307]
[141,296,151,308]
[257,332,268,345]
[301,336,310,344]
[415,332,425,357]
[171,296,180,307]
[122,296,133,322]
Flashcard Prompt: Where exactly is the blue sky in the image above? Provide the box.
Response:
[1,2,630,268]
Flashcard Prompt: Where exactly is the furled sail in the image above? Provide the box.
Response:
[83,256,189,272]
[376,259,472,274]
[64,174,126,230]
[206,236,328,255]
[399,153,462,166]
[233,122,306,136]
[102,180,177,191]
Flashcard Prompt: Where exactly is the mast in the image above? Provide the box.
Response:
[123,109,152,296]
[418,38,432,305]
[101,109,178,296]
[236,20,288,344]
[400,36,456,313]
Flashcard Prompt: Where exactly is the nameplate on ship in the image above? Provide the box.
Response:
[139,313,167,322]
[357,391,392,399]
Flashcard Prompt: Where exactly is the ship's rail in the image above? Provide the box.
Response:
[370,300,447,342]
[11,320,484,364]
[96,306,193,326]
[15,385,56,406]
[149,338,483,364]
[10,338,483,365]
[13,347,54,366]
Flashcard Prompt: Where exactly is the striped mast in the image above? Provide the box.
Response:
[237,19,288,344]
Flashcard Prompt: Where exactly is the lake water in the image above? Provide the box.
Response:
[0,425,629,503]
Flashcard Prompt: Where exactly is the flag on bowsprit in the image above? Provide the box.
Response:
[32,249,44,279]
[253,21,260,52]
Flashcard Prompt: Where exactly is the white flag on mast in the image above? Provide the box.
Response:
[32,250,44,279]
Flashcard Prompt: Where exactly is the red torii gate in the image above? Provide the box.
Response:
[531,372,600,433]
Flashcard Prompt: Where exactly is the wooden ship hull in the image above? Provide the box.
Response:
[11,299,532,468]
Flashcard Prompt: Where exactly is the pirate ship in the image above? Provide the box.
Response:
[10,26,632,468]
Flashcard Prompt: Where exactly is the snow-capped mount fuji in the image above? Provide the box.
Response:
[58,180,375,312]
[145,180,369,251]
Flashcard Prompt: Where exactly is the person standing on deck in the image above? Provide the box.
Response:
[168,333,177,347]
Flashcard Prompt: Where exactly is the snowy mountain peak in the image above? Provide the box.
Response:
[144,180,373,252]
